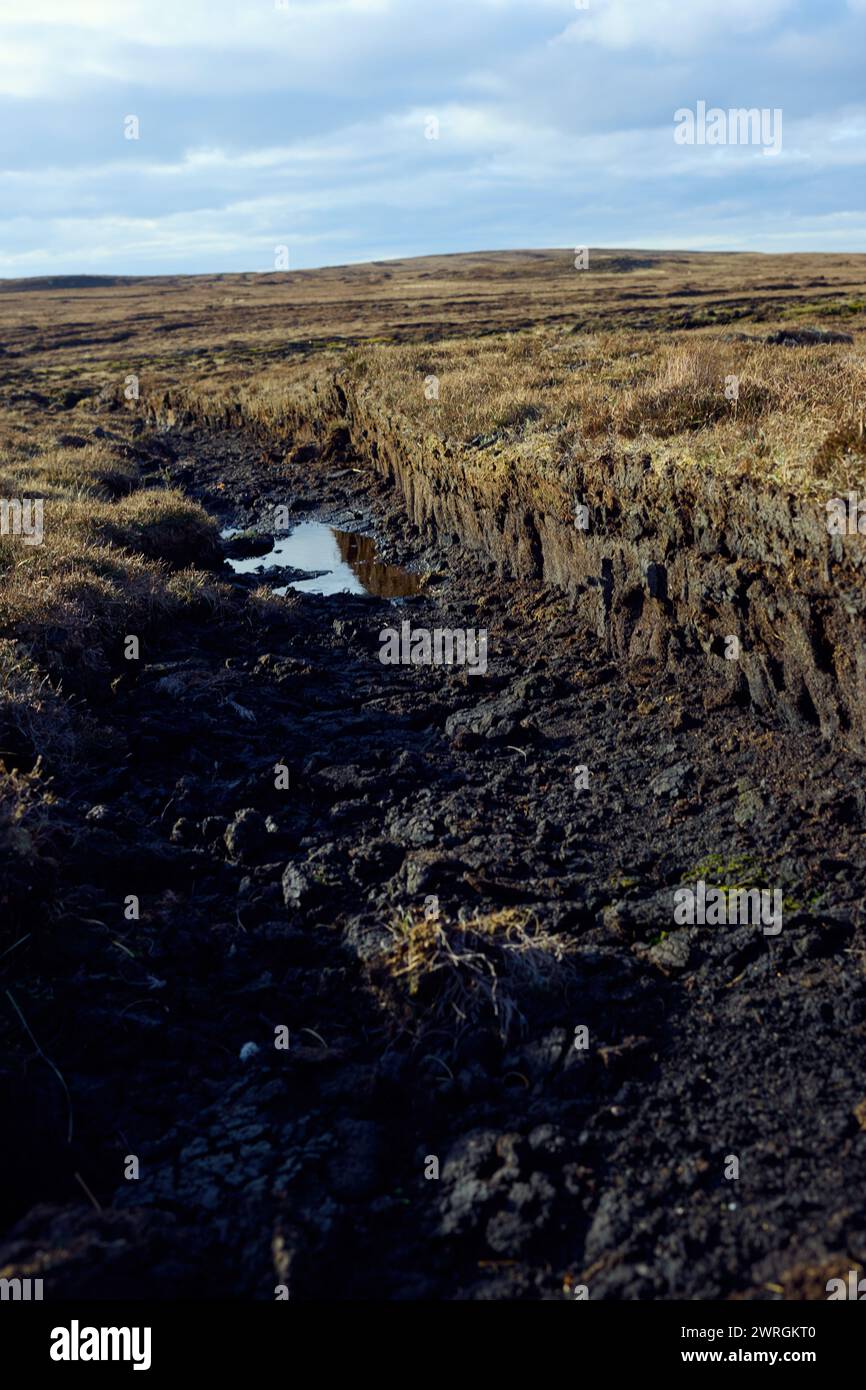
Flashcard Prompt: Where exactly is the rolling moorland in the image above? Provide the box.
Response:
[2,248,866,1299]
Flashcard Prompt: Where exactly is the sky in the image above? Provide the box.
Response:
[0,0,865,276]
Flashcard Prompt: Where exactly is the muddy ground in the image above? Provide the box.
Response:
[2,417,866,1301]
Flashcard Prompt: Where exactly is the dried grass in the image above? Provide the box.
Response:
[374,904,580,1046]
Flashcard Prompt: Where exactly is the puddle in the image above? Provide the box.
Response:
[225,521,421,599]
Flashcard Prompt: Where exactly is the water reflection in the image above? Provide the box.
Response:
[332,528,422,599]
[226,520,420,598]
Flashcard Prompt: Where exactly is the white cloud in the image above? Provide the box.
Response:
[0,0,863,272]
[560,0,795,53]
[0,0,405,97]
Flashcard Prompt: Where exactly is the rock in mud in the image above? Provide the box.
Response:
[224,808,270,863]
[635,929,694,973]
[281,861,318,911]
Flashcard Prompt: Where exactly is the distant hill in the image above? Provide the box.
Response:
[0,275,147,292]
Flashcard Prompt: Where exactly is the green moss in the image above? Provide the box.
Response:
[606,872,640,892]
[686,851,767,888]
[684,852,801,915]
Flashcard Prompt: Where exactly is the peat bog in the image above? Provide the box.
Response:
[1,250,866,1301]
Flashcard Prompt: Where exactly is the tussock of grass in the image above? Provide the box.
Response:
[81,489,222,568]
[0,478,223,676]
[0,531,226,685]
[0,441,138,502]
[0,433,227,919]
[617,342,776,437]
[811,417,866,480]
[372,904,579,1046]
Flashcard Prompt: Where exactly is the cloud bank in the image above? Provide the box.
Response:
[0,0,864,274]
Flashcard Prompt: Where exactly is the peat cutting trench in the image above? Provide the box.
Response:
[2,416,866,1302]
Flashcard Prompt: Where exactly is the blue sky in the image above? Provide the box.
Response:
[1,0,865,276]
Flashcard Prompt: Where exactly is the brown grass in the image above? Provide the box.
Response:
[0,427,225,791]
[372,904,580,1047]
[332,328,865,496]
[0,246,863,817]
